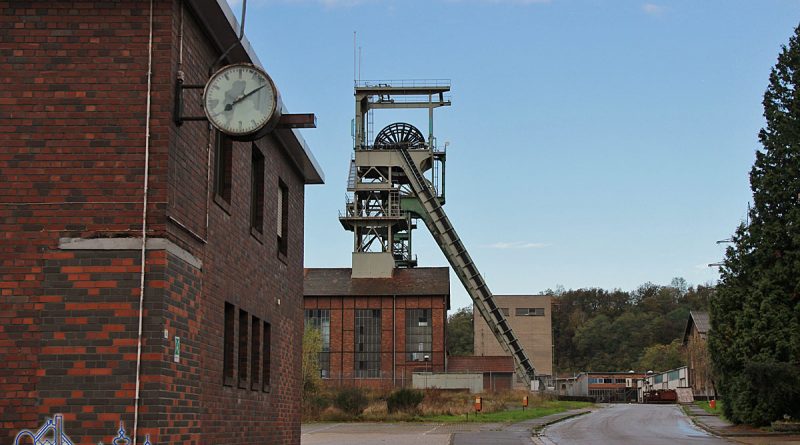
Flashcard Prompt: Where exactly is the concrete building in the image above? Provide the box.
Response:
[473,295,554,385]
[683,311,714,399]
[303,267,449,389]
[0,2,322,444]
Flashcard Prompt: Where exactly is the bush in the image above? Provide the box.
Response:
[387,388,424,413]
[334,387,369,416]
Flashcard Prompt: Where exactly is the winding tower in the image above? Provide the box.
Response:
[339,80,539,387]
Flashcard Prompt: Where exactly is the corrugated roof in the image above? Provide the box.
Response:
[683,310,711,345]
[448,356,514,373]
[303,267,450,299]
[691,311,710,334]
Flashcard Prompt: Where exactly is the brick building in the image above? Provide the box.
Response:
[1,2,322,445]
[447,356,515,392]
[303,267,449,389]
[473,294,553,387]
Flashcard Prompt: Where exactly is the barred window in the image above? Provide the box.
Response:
[304,309,331,378]
[354,309,381,377]
[405,309,432,362]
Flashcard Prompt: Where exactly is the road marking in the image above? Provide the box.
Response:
[422,424,443,435]
[302,423,341,435]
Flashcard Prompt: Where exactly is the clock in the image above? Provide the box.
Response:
[203,63,280,139]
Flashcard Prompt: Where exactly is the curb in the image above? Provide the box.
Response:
[531,410,593,435]
[683,408,799,439]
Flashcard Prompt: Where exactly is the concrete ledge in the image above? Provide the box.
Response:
[59,237,202,270]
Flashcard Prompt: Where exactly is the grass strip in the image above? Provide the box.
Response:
[418,401,592,423]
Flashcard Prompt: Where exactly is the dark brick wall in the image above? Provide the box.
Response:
[1,2,308,444]
[304,295,447,389]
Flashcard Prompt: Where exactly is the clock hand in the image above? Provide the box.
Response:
[231,84,266,106]
[210,85,265,117]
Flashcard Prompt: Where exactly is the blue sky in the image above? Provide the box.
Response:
[228,0,800,310]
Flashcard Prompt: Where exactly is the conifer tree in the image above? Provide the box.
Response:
[709,24,800,426]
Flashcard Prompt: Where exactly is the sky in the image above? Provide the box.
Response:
[227,0,800,311]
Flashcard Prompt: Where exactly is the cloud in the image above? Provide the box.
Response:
[642,3,665,15]
[485,242,550,249]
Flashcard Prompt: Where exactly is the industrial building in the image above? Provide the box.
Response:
[304,77,541,389]
[0,2,322,444]
[303,267,449,388]
[447,356,516,392]
[557,372,645,402]
[473,295,554,387]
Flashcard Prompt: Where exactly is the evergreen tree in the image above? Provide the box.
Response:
[709,24,800,426]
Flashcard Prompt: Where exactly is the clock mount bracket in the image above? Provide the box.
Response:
[173,70,317,131]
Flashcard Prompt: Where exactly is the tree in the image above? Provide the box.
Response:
[710,24,800,426]
[638,339,686,372]
[302,326,322,394]
[447,306,474,356]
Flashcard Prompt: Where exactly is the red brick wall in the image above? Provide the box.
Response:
[1,2,308,444]
[0,1,172,441]
[304,294,447,389]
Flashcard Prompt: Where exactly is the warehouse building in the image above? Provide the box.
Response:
[683,311,715,399]
[0,2,322,444]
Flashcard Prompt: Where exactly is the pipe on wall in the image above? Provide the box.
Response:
[132,1,154,443]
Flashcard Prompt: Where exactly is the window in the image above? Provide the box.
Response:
[214,131,233,204]
[304,309,331,378]
[406,309,432,362]
[515,307,545,316]
[354,309,381,377]
[223,302,235,386]
[262,321,271,392]
[500,307,509,316]
[277,180,288,256]
[250,316,261,391]
[238,309,249,388]
[250,145,265,234]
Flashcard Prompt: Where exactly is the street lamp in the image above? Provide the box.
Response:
[424,355,430,389]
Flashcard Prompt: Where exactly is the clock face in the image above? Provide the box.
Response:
[203,64,277,136]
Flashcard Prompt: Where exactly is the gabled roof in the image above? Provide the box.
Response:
[303,267,450,307]
[683,311,710,345]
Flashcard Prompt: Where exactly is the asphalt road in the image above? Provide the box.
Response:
[539,404,732,445]
[301,422,454,445]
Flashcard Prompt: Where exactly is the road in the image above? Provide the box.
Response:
[302,404,733,445]
[539,404,731,445]
[301,422,453,445]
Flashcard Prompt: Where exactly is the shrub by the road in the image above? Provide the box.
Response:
[387,388,424,413]
[334,387,369,416]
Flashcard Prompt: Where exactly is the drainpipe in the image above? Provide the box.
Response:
[392,294,396,388]
[132,1,153,444]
